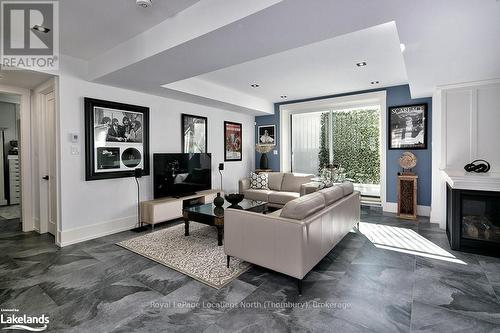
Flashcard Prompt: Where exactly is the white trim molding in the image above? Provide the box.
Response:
[431,78,500,229]
[59,215,137,247]
[384,202,431,217]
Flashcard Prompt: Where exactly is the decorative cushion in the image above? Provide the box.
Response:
[249,172,269,190]
[267,172,285,191]
[319,185,344,205]
[268,191,300,205]
[281,173,313,193]
[280,192,326,220]
[339,182,354,196]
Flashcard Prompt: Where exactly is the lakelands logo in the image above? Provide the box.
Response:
[1,309,49,331]
[0,0,59,70]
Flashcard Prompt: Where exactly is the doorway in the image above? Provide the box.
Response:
[38,89,57,235]
[0,70,58,243]
[280,91,388,209]
[0,93,22,222]
[291,106,381,200]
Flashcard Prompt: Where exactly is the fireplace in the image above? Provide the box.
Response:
[447,184,500,256]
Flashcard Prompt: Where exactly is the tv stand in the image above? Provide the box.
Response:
[174,192,197,199]
[140,189,220,229]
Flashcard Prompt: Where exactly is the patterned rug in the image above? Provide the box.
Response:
[117,223,251,289]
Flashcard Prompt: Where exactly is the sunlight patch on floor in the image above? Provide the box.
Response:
[359,222,467,265]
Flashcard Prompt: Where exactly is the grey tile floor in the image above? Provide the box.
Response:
[1,207,500,332]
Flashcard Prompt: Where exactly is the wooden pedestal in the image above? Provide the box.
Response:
[397,174,418,220]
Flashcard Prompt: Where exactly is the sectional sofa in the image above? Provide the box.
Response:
[225,182,360,294]
[239,172,320,208]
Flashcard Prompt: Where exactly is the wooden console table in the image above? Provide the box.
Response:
[140,189,219,229]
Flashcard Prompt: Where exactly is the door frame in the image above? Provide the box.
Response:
[0,84,33,231]
[33,78,61,244]
[279,91,387,209]
[35,81,56,235]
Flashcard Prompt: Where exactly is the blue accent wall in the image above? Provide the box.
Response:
[255,84,432,206]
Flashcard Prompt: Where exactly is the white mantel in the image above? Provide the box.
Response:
[443,169,500,192]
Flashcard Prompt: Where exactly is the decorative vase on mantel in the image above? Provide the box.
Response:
[255,144,274,170]
[213,192,224,207]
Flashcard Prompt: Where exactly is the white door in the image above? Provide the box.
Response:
[40,91,57,235]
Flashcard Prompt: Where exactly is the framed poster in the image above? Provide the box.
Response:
[84,98,150,181]
[224,121,242,161]
[182,114,208,153]
[388,103,428,150]
[257,125,276,146]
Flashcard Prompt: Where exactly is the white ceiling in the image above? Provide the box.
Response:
[0,70,54,89]
[178,22,407,103]
[60,0,200,60]
[53,0,500,114]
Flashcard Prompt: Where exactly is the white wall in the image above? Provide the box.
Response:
[58,57,254,246]
[431,80,500,228]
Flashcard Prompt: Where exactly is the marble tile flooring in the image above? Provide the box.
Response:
[1,207,500,332]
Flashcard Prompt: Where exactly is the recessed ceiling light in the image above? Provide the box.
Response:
[400,43,406,52]
[32,25,50,33]
[371,81,380,85]
[356,61,367,67]
[136,0,153,8]
[280,95,287,99]
[250,83,260,88]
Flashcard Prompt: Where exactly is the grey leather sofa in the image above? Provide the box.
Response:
[239,172,320,208]
[225,182,360,294]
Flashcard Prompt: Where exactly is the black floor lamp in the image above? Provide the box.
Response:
[131,168,148,232]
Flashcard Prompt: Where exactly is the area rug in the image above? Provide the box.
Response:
[117,223,251,289]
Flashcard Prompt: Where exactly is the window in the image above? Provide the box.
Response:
[291,106,381,197]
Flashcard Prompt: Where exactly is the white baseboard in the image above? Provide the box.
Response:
[59,215,138,247]
[383,202,431,217]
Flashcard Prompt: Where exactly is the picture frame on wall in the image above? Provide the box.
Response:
[84,97,150,181]
[224,121,242,161]
[388,103,428,150]
[182,114,208,153]
[257,125,276,146]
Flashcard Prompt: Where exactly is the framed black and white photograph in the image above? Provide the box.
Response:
[182,114,208,153]
[224,121,242,161]
[389,103,427,150]
[85,98,150,180]
[257,125,275,146]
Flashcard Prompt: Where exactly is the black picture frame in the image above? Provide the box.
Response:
[84,97,150,181]
[224,121,242,161]
[257,124,276,146]
[182,114,208,153]
[388,103,428,150]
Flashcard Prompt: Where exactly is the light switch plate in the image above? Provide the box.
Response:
[71,145,80,155]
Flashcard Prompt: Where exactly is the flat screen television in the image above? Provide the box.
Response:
[153,153,212,199]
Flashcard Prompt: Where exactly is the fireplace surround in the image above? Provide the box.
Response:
[445,170,500,257]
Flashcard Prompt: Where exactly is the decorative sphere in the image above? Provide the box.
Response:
[399,151,417,170]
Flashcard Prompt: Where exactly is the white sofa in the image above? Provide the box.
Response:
[225,182,360,294]
[239,172,320,208]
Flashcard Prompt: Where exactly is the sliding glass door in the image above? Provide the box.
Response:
[291,106,381,197]
[291,111,328,174]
